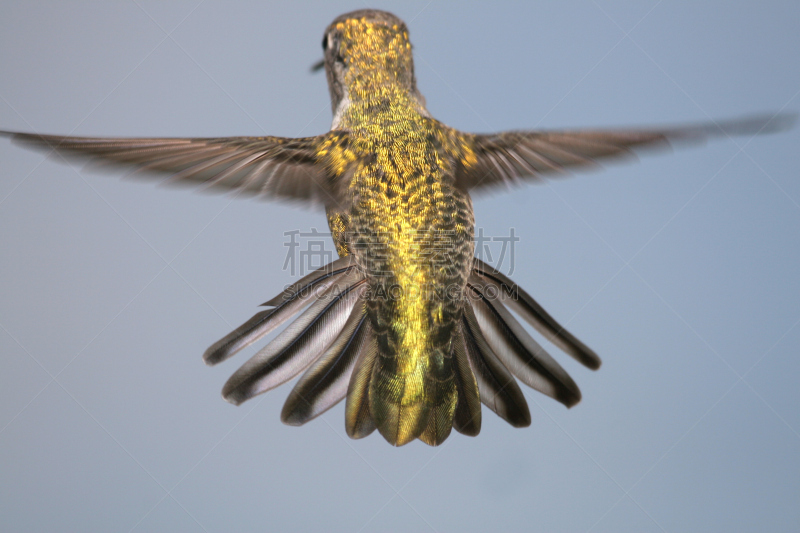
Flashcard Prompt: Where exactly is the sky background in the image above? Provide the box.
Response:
[1,1,799,531]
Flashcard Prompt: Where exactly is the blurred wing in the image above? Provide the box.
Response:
[2,130,349,205]
[456,113,795,192]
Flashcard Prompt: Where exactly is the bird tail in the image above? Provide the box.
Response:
[204,258,601,445]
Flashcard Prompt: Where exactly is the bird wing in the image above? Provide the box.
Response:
[1,130,350,206]
[455,113,795,192]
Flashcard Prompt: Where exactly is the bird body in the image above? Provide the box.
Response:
[2,9,792,446]
[316,12,480,444]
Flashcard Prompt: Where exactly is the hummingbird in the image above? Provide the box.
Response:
[2,9,793,446]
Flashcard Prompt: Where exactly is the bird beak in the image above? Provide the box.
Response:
[310,59,325,73]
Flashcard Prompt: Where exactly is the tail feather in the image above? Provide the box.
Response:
[281,288,368,425]
[205,257,599,445]
[468,279,582,408]
[452,329,482,437]
[222,270,364,405]
[203,256,356,366]
[417,356,458,446]
[473,259,601,370]
[260,256,355,307]
[462,302,531,427]
[368,350,432,446]
[345,322,378,439]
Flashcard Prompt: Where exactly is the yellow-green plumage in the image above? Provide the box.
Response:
[320,15,476,445]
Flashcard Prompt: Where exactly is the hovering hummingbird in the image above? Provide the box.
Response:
[2,9,793,446]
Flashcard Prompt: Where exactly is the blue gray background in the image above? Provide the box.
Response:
[1,1,799,531]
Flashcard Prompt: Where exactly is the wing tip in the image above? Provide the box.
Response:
[670,112,798,142]
[726,111,797,135]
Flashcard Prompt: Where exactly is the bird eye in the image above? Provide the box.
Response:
[322,35,328,51]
